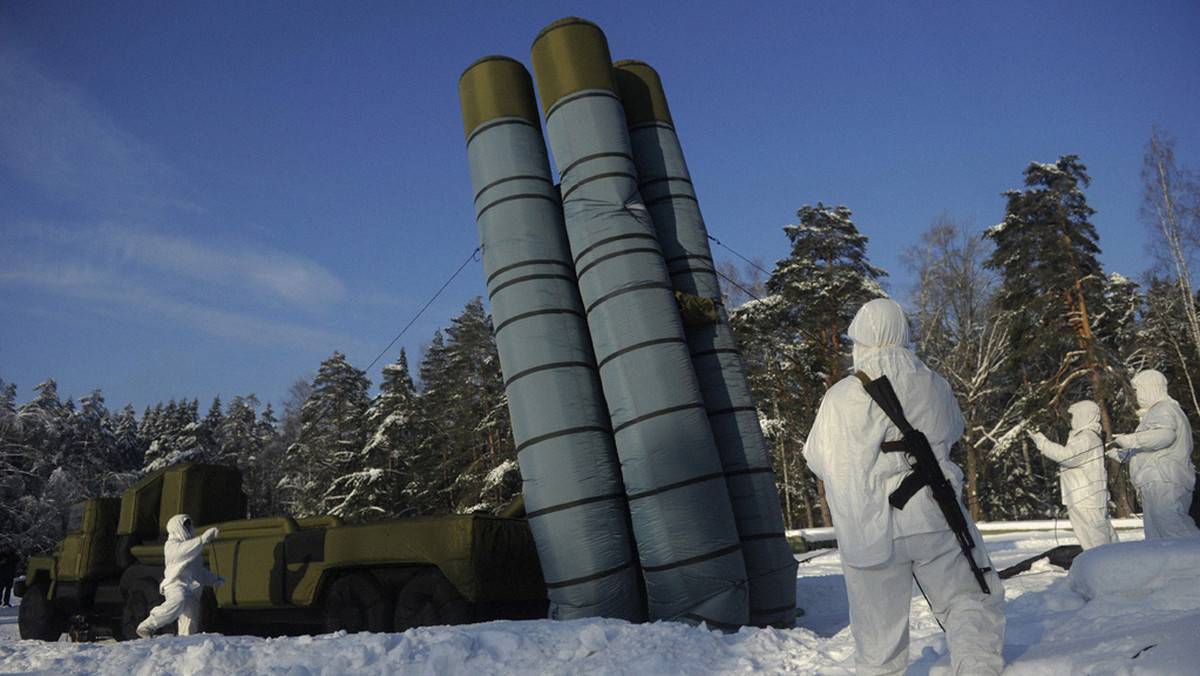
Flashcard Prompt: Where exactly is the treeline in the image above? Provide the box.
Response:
[0,298,511,557]
[3,129,1198,557]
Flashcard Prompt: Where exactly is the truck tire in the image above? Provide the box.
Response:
[17,584,67,641]
[394,569,470,631]
[323,572,393,634]
[121,579,165,640]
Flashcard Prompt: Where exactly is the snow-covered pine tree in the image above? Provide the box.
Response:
[410,300,515,515]
[200,396,227,463]
[354,350,418,519]
[142,398,210,471]
[0,378,27,550]
[18,380,69,486]
[251,401,288,517]
[408,330,450,514]
[217,394,264,514]
[65,390,128,496]
[444,299,513,513]
[283,352,371,518]
[731,294,818,529]
[984,155,1132,517]
[737,203,886,528]
[112,404,145,474]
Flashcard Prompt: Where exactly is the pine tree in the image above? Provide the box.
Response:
[358,351,419,518]
[443,299,513,513]
[218,395,264,513]
[737,203,886,527]
[409,331,450,513]
[65,390,121,495]
[731,294,818,528]
[409,300,514,515]
[984,155,1132,517]
[283,352,371,517]
[201,396,226,463]
[112,404,144,473]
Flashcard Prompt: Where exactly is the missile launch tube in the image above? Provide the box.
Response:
[614,60,798,628]
[459,55,643,622]
[531,18,748,628]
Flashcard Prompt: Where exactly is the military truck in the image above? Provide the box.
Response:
[16,463,547,641]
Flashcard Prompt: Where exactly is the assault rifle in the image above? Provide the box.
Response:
[854,371,992,594]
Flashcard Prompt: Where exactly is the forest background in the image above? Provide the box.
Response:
[2,129,1198,562]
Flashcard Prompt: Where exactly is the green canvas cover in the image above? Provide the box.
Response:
[320,515,545,604]
[161,463,246,531]
[56,498,122,582]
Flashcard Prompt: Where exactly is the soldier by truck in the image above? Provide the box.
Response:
[16,462,547,641]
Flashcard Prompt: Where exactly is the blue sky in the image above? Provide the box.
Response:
[2,1,1198,414]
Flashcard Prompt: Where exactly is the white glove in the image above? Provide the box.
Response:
[1106,446,1129,463]
[1026,429,1045,449]
[213,575,226,588]
[202,527,219,543]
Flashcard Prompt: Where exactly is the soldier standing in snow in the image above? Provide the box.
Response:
[805,298,1005,676]
[1109,369,1200,540]
[1027,400,1119,549]
[0,543,18,607]
[137,514,224,637]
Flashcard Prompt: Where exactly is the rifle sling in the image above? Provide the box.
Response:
[854,370,929,509]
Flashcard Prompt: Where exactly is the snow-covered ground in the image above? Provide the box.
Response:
[2,520,1198,675]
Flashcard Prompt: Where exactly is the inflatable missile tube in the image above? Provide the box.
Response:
[614,61,798,627]
[459,17,794,629]
[530,18,748,629]
[458,56,643,623]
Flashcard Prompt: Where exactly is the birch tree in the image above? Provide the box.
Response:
[903,215,1023,520]
[1141,126,1200,417]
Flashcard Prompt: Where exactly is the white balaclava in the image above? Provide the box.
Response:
[1067,400,1102,436]
[166,513,195,542]
[1131,369,1170,409]
[848,298,910,370]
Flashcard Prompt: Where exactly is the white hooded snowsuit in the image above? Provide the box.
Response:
[1028,401,1118,550]
[805,299,1005,676]
[137,514,223,636]
[1112,370,1200,540]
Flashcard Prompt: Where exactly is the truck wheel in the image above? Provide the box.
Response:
[323,572,393,634]
[121,579,164,640]
[394,569,470,631]
[17,585,66,641]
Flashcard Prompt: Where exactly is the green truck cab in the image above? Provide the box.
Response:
[17,463,547,641]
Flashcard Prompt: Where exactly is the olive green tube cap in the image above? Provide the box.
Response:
[613,60,674,128]
[530,17,618,117]
[459,55,539,141]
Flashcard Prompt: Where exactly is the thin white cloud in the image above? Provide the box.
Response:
[3,221,347,311]
[0,50,198,217]
[0,255,353,354]
[0,46,356,356]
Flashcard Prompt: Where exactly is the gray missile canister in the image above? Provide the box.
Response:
[531,18,749,628]
[614,60,798,628]
[459,55,643,622]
